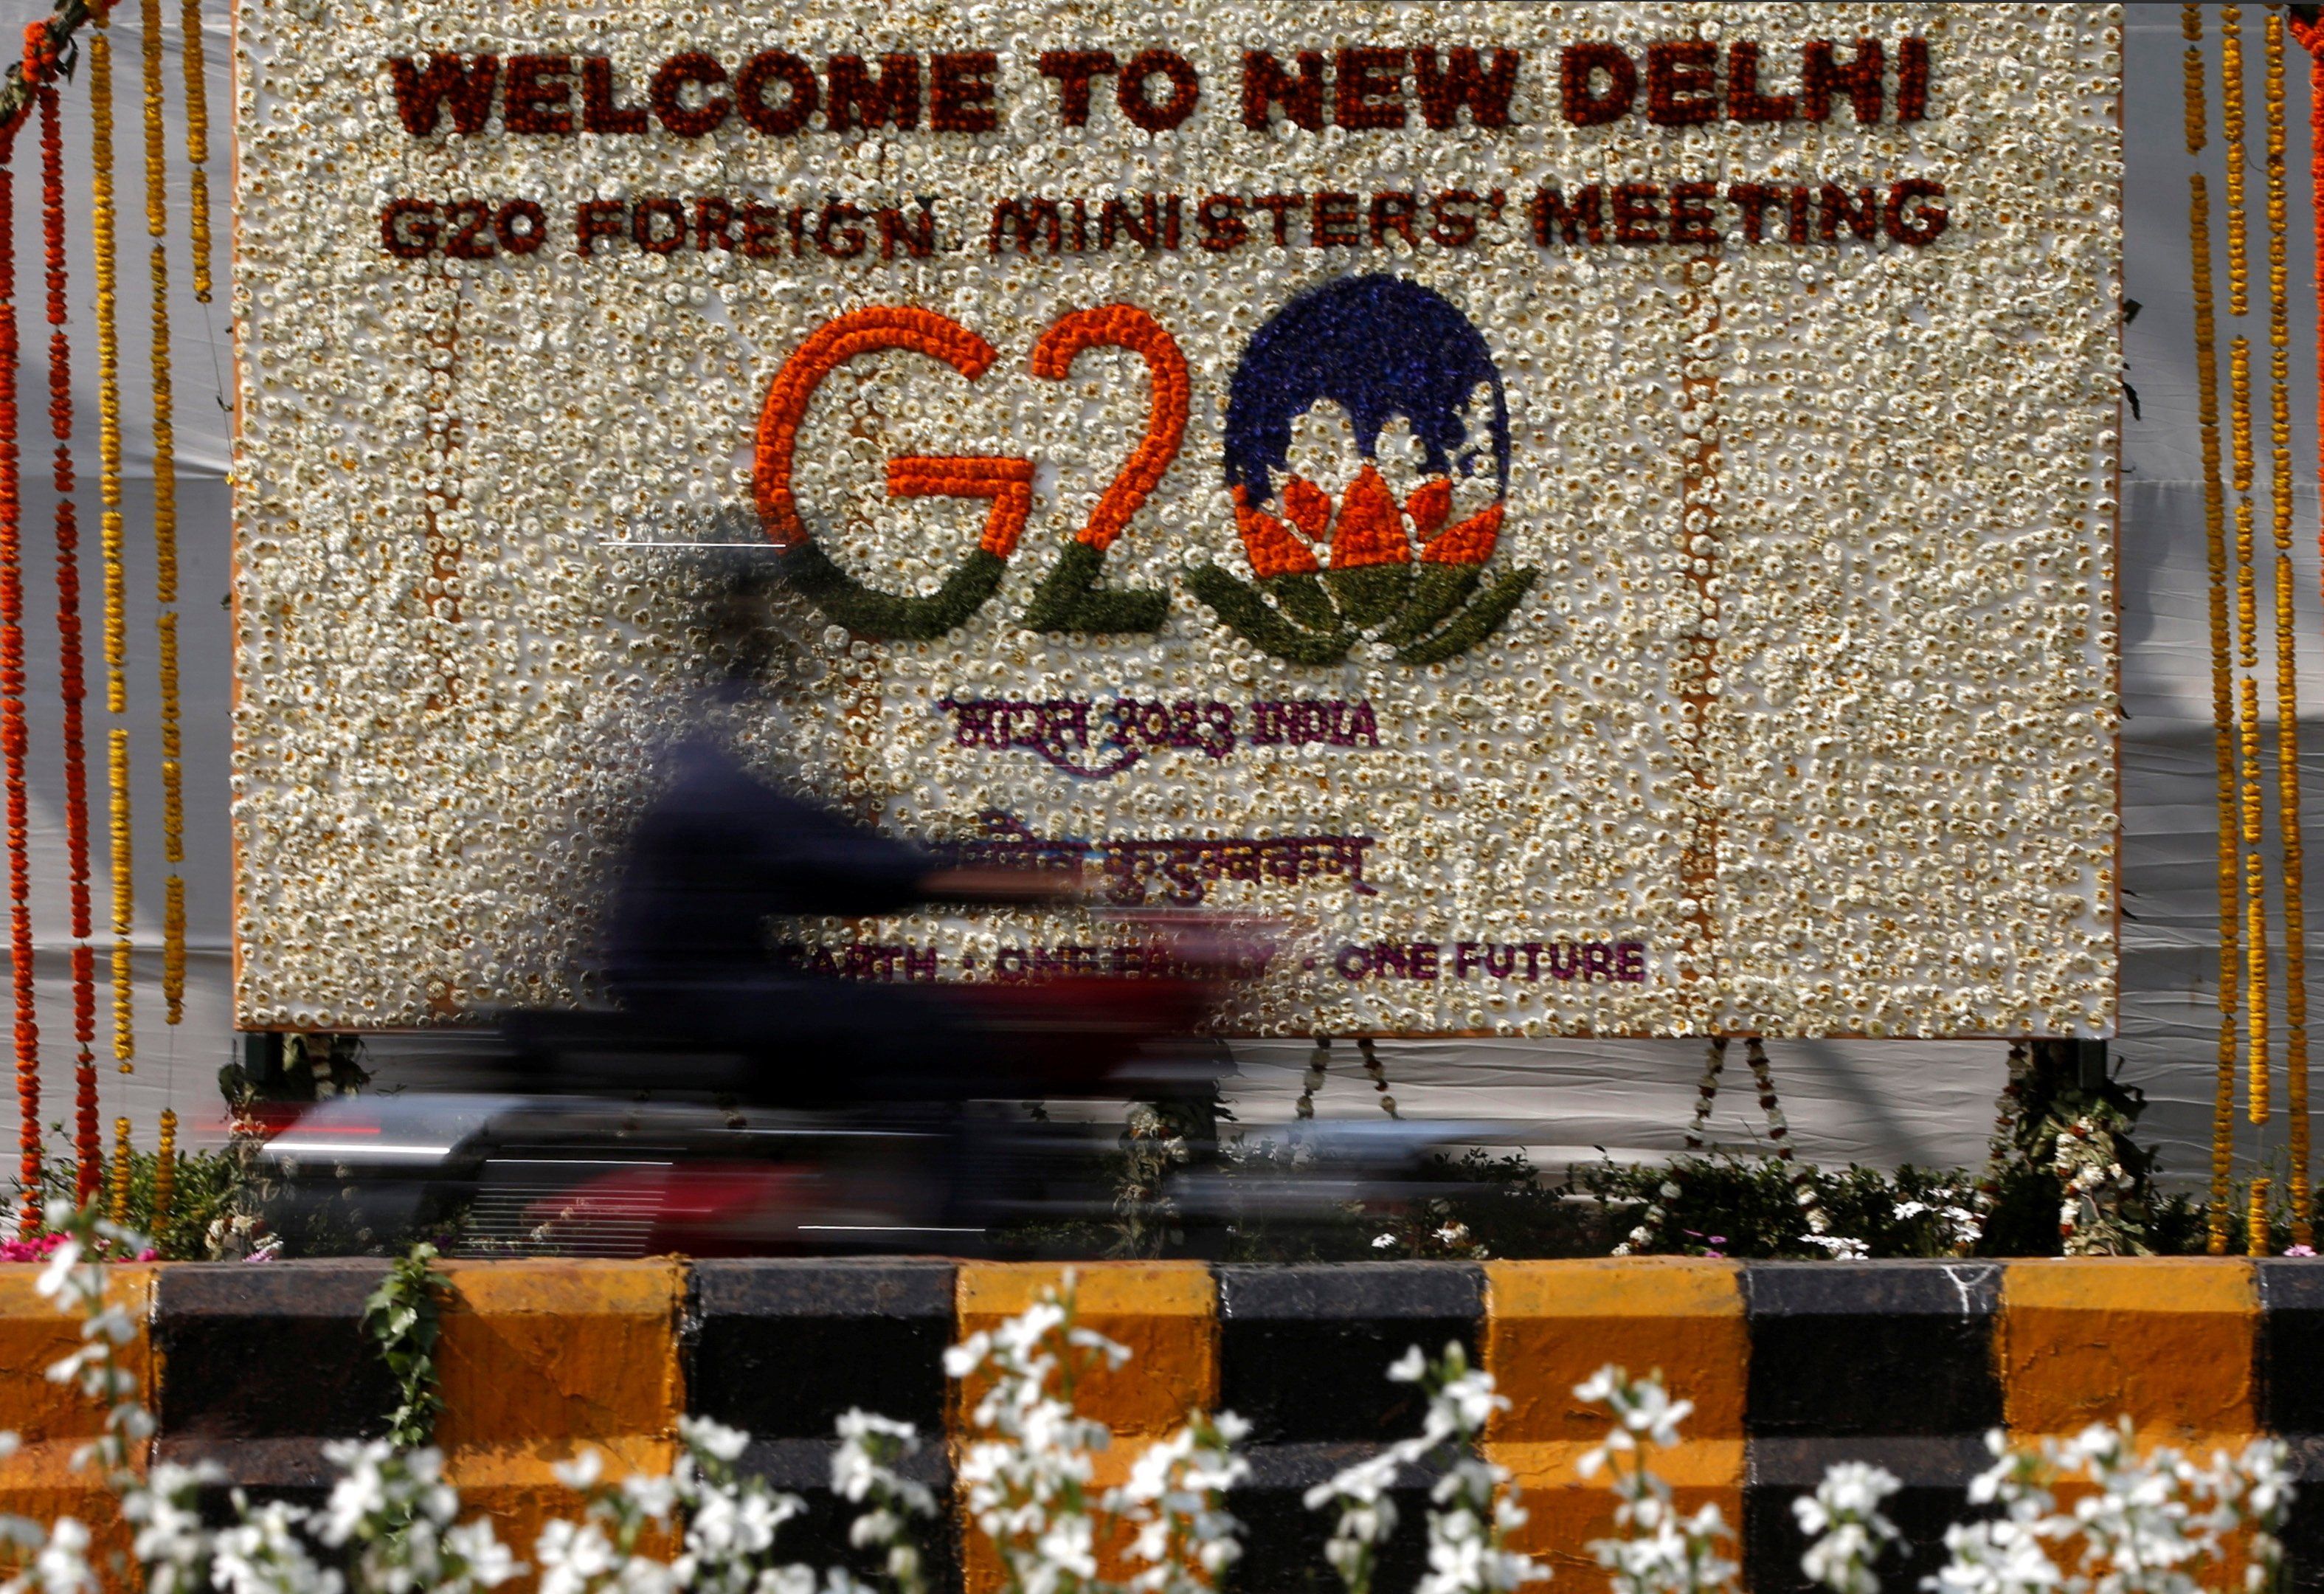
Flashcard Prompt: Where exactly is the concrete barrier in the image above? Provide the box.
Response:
[0,1262,151,1570]
[1485,1259,1748,1579]
[1220,1262,1481,1592]
[1,1256,2311,1590]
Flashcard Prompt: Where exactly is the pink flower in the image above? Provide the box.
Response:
[0,1231,66,1263]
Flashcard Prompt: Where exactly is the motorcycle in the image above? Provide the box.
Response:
[254,922,1498,1257]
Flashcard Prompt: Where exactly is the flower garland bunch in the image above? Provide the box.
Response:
[1923,1422,2290,1594]
[2052,1102,2149,1257]
[1575,1367,1736,1594]
[1112,1101,1191,1258]
[945,1278,1250,1594]
[1305,1342,1545,1594]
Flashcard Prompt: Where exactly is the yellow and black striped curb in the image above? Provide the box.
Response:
[1,1257,2318,1591]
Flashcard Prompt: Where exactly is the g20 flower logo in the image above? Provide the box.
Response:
[752,275,1532,664]
[1187,275,1536,665]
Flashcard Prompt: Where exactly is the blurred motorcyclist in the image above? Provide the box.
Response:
[598,552,1067,1105]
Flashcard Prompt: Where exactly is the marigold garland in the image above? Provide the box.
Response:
[179,0,210,303]
[2228,328,2269,1125]
[0,121,33,1227]
[108,727,128,1069]
[2263,9,2309,1240]
[106,1114,128,1224]
[90,10,131,1079]
[38,73,97,1204]
[2227,4,2251,317]
[139,0,183,1030]
[2292,0,2324,1248]
[151,1105,174,1232]
[2188,4,2240,1256]
[2245,674,2268,1123]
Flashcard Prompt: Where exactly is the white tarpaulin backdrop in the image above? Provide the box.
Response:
[0,0,2301,1189]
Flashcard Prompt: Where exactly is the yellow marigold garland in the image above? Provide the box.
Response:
[2230,331,2269,1124]
[141,0,183,1029]
[151,1105,174,1235]
[2264,9,2310,1240]
[91,13,130,1077]
[108,727,128,1069]
[2228,4,2252,317]
[2189,4,2241,1255]
[2245,677,2268,1125]
[179,0,210,303]
[106,1114,128,1225]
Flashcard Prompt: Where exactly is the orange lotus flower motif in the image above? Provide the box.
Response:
[1231,483,1320,579]
[1323,465,1411,570]
[1404,478,1453,541]
[1239,464,1506,582]
[1283,477,1334,543]
[1420,501,1503,566]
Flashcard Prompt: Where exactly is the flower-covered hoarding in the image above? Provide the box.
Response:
[231,1,2122,1038]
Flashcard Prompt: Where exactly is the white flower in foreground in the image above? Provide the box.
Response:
[1795,1462,1900,1594]
[1312,1343,1543,1594]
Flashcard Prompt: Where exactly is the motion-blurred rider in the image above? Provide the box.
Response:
[598,552,1068,1104]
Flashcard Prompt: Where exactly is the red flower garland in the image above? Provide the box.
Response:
[0,100,34,1224]
[38,75,94,1201]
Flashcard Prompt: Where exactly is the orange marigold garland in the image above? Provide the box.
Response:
[0,102,37,1225]
[2189,3,2241,1255]
[2263,9,2310,1241]
[38,70,96,1206]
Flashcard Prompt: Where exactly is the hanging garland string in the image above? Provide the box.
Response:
[1295,1035,1326,1119]
[140,0,182,1031]
[2289,0,2324,1254]
[1743,1038,1837,1241]
[0,103,31,1226]
[1355,1037,1397,1118]
[38,65,95,1205]
[178,0,207,303]
[151,1103,173,1232]
[2188,3,2240,1257]
[2230,327,2269,1124]
[1683,1035,1727,1152]
[2228,5,2252,317]
[2224,5,2272,1132]
[90,6,130,1086]
[106,1112,127,1224]
[2262,10,2311,1243]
